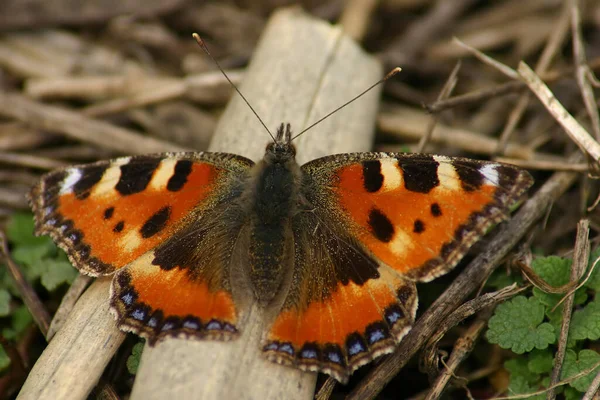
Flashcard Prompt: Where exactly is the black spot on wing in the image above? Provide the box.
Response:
[368,208,394,243]
[116,157,160,195]
[413,219,425,233]
[104,207,115,219]
[73,166,106,200]
[113,221,125,233]
[398,155,439,193]
[431,203,442,217]
[362,160,383,193]
[167,160,193,192]
[140,206,171,238]
[453,160,485,192]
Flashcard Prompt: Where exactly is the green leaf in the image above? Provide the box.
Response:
[1,305,33,340]
[486,269,521,289]
[0,344,10,371]
[564,386,584,400]
[532,256,586,308]
[586,246,600,291]
[0,289,10,316]
[6,213,48,246]
[569,298,600,342]
[505,358,540,383]
[528,350,554,374]
[127,342,144,375]
[40,259,77,291]
[486,296,556,353]
[561,349,600,392]
[12,242,55,271]
[507,376,545,400]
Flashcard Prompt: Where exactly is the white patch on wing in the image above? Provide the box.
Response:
[380,158,402,191]
[92,157,130,197]
[433,155,461,191]
[121,229,142,253]
[388,229,414,257]
[150,159,177,191]
[59,168,82,194]
[480,164,500,186]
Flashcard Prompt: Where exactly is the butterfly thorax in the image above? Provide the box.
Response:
[244,123,302,304]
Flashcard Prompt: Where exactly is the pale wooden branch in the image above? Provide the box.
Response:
[0,92,187,155]
[546,219,589,400]
[18,278,125,400]
[378,105,541,160]
[518,61,600,163]
[571,0,600,141]
[339,0,378,41]
[130,7,382,400]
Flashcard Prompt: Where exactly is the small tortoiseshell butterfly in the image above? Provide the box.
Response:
[28,94,533,383]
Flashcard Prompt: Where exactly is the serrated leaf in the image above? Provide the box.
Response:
[12,242,55,272]
[0,344,10,371]
[569,298,600,341]
[507,375,545,400]
[528,350,554,374]
[486,296,556,354]
[0,289,10,316]
[561,350,600,392]
[40,259,77,291]
[6,213,48,246]
[532,256,587,307]
[127,342,145,375]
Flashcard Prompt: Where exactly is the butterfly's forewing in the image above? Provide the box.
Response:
[30,152,254,342]
[264,153,533,382]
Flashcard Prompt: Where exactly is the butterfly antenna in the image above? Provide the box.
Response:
[290,67,402,141]
[192,33,276,142]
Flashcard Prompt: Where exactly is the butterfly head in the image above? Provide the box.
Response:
[265,122,296,162]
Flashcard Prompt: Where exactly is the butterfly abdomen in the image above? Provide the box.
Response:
[246,158,300,303]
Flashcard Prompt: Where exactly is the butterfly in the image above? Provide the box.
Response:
[29,121,533,383]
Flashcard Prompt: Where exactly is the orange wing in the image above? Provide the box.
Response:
[264,153,532,382]
[30,152,253,342]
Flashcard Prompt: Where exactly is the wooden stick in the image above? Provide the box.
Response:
[130,7,382,400]
[0,92,187,155]
[519,61,600,163]
[18,278,125,399]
